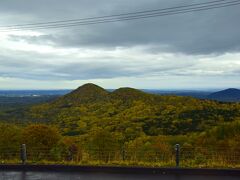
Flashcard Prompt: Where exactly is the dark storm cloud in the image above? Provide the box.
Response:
[2,0,240,55]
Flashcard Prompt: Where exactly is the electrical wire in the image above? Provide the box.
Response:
[0,0,239,32]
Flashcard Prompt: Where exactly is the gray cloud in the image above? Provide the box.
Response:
[0,45,198,81]
[2,0,240,55]
[0,0,240,89]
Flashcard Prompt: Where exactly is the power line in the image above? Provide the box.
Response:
[9,0,240,29]
[2,1,239,32]
[9,1,239,30]
[0,0,231,28]
[1,0,239,32]
[1,0,239,31]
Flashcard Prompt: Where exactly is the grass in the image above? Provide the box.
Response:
[1,158,239,168]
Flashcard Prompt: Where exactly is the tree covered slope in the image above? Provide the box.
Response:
[24,83,240,137]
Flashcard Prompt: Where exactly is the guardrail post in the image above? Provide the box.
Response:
[175,144,180,167]
[20,144,27,165]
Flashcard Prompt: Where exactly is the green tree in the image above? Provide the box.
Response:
[0,123,22,158]
[22,124,61,160]
[86,127,119,162]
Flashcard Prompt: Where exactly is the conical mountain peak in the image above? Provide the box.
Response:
[73,83,107,94]
[55,83,109,105]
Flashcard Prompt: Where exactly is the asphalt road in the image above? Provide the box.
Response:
[0,171,239,180]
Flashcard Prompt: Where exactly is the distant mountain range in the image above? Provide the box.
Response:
[0,87,239,102]
[0,90,71,97]
[207,88,240,102]
[146,88,240,102]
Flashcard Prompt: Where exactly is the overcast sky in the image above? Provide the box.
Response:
[0,0,240,90]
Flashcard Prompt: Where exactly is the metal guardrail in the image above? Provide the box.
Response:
[0,144,240,168]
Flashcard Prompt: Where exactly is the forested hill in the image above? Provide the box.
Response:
[23,83,240,137]
[207,88,240,102]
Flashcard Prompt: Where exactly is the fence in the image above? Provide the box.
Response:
[0,144,240,168]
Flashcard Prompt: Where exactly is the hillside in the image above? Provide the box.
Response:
[22,83,240,137]
[1,83,240,167]
[207,88,240,102]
